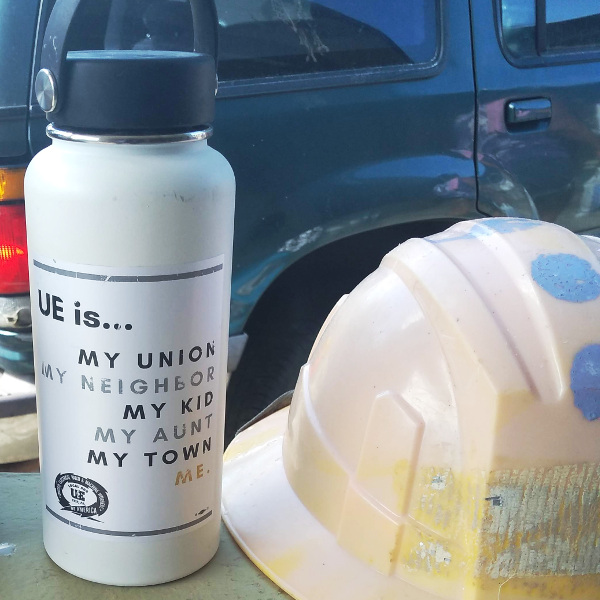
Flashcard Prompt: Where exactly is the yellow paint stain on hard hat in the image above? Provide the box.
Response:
[290,448,600,598]
[478,464,600,580]
[281,387,600,599]
[392,459,413,513]
[263,545,307,580]
[389,463,600,599]
[224,426,282,462]
[391,468,486,597]
[407,466,486,541]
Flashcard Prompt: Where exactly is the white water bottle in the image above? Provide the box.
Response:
[24,0,234,585]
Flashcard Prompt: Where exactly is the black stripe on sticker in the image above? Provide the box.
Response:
[33,260,223,282]
[46,505,213,537]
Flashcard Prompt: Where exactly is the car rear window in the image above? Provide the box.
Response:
[0,0,39,107]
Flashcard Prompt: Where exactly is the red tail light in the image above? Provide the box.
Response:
[0,168,29,294]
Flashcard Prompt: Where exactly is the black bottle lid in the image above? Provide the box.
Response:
[35,0,218,134]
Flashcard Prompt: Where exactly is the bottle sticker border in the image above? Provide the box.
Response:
[32,259,223,282]
[33,256,224,536]
[46,505,213,537]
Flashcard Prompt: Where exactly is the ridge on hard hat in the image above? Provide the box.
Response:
[222,218,600,600]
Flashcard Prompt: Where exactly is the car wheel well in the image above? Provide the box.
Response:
[243,218,458,326]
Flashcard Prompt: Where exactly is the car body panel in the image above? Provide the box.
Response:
[0,0,38,159]
[212,0,479,332]
[471,0,600,234]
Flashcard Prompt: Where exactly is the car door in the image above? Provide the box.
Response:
[471,0,600,235]
[211,0,480,335]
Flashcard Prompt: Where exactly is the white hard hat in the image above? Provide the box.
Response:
[222,218,600,600]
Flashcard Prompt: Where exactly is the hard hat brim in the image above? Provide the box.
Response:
[222,406,438,600]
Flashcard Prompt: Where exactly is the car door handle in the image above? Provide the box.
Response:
[506,98,552,124]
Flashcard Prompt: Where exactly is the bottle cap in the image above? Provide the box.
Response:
[35,0,218,134]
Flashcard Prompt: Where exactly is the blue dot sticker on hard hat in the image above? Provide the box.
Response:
[531,253,600,302]
[471,217,541,235]
[571,344,600,421]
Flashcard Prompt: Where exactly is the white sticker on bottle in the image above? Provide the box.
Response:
[30,255,225,537]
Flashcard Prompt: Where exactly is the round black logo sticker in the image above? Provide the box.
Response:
[55,473,109,519]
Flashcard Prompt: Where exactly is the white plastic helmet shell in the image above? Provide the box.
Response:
[222,218,600,600]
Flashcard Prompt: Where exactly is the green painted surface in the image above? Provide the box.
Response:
[0,473,290,600]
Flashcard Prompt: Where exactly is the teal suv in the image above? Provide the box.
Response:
[1,0,600,458]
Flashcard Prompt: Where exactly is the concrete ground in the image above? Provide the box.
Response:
[1,474,290,599]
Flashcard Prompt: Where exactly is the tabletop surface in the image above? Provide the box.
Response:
[0,473,291,600]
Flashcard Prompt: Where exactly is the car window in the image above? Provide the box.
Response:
[545,2,600,51]
[217,0,438,79]
[501,0,600,60]
[0,0,39,107]
[39,0,439,86]
[101,0,438,80]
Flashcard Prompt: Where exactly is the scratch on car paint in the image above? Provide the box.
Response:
[278,226,324,253]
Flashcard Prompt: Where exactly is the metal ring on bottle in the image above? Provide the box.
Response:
[46,125,213,144]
